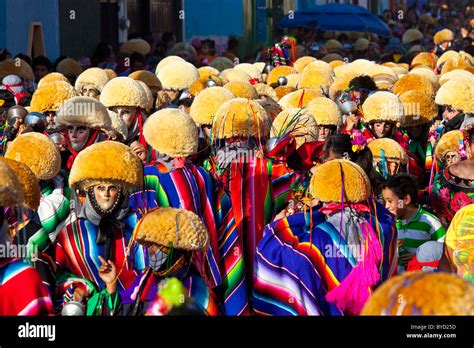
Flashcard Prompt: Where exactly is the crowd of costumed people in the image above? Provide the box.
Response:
[1,2,474,316]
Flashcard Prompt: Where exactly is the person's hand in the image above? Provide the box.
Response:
[98,256,117,284]
[428,120,441,146]
[399,253,414,266]
[345,113,359,132]
[98,256,117,294]
[307,198,320,207]
[429,120,441,135]
[273,209,289,221]
[13,117,23,130]
[130,141,146,162]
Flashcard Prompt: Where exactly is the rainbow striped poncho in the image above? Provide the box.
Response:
[0,121,7,154]
[401,130,433,170]
[51,212,148,305]
[209,157,294,290]
[0,258,54,315]
[115,269,219,316]
[253,201,397,316]
[129,164,249,316]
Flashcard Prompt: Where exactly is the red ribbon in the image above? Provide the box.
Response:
[297,89,305,108]
[407,257,440,271]
[249,78,259,85]
[136,110,148,152]
[266,136,296,158]
[296,141,325,171]
[3,83,28,105]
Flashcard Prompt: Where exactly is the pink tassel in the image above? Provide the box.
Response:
[326,220,382,315]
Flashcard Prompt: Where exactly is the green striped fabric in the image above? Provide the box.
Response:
[396,206,446,268]
[38,180,71,234]
[25,228,51,265]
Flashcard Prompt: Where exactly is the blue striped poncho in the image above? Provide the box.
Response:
[129,163,249,315]
[253,201,397,316]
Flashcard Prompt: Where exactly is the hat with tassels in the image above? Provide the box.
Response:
[270,108,317,148]
[37,72,70,88]
[399,90,437,127]
[69,141,143,191]
[223,81,258,99]
[368,138,408,165]
[393,74,435,97]
[120,38,151,56]
[274,85,296,100]
[0,157,40,210]
[30,80,77,113]
[435,78,474,114]
[189,86,235,126]
[256,98,282,122]
[361,272,474,315]
[233,63,263,83]
[5,132,61,181]
[361,91,405,124]
[434,29,454,45]
[253,83,278,101]
[306,97,342,126]
[0,160,24,208]
[293,56,317,73]
[309,159,371,203]
[75,67,109,94]
[278,89,322,109]
[310,159,382,315]
[143,108,198,158]
[267,65,296,87]
[212,98,271,139]
[135,207,209,251]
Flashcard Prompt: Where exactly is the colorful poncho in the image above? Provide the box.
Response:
[260,41,295,67]
[3,210,52,266]
[3,174,71,265]
[51,212,148,306]
[207,156,294,301]
[401,130,434,174]
[0,258,54,315]
[87,269,219,316]
[253,200,397,316]
[0,121,7,154]
[129,164,249,315]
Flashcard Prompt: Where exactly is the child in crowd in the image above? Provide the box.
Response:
[381,173,446,273]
